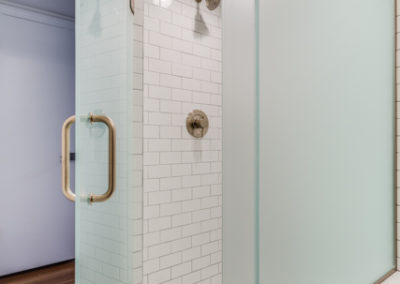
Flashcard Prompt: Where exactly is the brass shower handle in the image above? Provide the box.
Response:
[61,115,76,202]
[194,0,220,10]
[186,110,209,138]
[61,113,116,203]
[192,114,208,129]
[87,114,116,203]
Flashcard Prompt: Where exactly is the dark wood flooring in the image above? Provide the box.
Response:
[0,261,74,284]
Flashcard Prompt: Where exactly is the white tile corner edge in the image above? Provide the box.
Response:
[382,272,400,284]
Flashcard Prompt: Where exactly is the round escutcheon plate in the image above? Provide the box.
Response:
[186,110,209,138]
[205,0,220,10]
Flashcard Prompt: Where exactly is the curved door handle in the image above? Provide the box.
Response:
[61,115,76,202]
[61,113,116,203]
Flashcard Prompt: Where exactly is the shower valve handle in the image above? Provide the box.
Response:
[186,110,209,138]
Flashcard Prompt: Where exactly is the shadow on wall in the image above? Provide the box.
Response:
[89,0,101,36]
[194,3,209,37]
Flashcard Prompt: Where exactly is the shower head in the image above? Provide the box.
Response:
[195,0,220,11]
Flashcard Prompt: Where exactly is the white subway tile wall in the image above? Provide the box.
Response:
[142,0,222,283]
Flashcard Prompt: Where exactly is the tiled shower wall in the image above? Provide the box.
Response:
[141,1,223,283]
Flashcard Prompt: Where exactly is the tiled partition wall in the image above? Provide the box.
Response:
[141,1,223,283]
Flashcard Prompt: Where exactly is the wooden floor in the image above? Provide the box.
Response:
[0,261,74,284]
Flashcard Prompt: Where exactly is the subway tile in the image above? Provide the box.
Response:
[172,38,193,53]
[160,176,182,190]
[160,48,182,63]
[148,242,171,259]
[161,227,182,242]
[182,271,201,284]
[172,13,193,29]
[201,264,219,280]
[159,74,182,89]
[144,258,160,274]
[192,209,211,223]
[148,139,171,152]
[160,126,182,138]
[171,261,192,278]
[160,152,182,164]
[172,164,192,176]
[149,58,172,76]
[192,255,211,271]
[148,191,171,205]
[171,237,192,252]
[160,22,182,38]
[172,89,192,102]
[172,213,192,227]
[148,268,171,284]
[172,188,192,201]
[172,64,193,78]
[201,241,219,256]
[160,252,182,269]
[149,31,173,48]
[149,85,172,99]
[160,100,182,113]
[149,5,172,22]
[182,246,201,262]
[143,1,222,282]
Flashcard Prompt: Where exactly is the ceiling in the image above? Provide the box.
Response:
[5,0,75,18]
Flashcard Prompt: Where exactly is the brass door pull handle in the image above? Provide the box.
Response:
[61,115,75,202]
[61,113,116,203]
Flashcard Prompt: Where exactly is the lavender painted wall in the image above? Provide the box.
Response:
[0,2,75,276]
[3,0,75,17]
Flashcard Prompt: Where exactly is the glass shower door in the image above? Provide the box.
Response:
[223,0,396,283]
[72,1,140,283]
[258,0,395,283]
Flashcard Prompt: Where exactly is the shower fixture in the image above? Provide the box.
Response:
[186,110,209,138]
[195,0,220,11]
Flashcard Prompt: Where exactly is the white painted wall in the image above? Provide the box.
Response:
[2,0,75,18]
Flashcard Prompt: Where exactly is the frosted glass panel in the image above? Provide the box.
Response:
[222,1,257,283]
[258,0,395,283]
[75,1,138,283]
